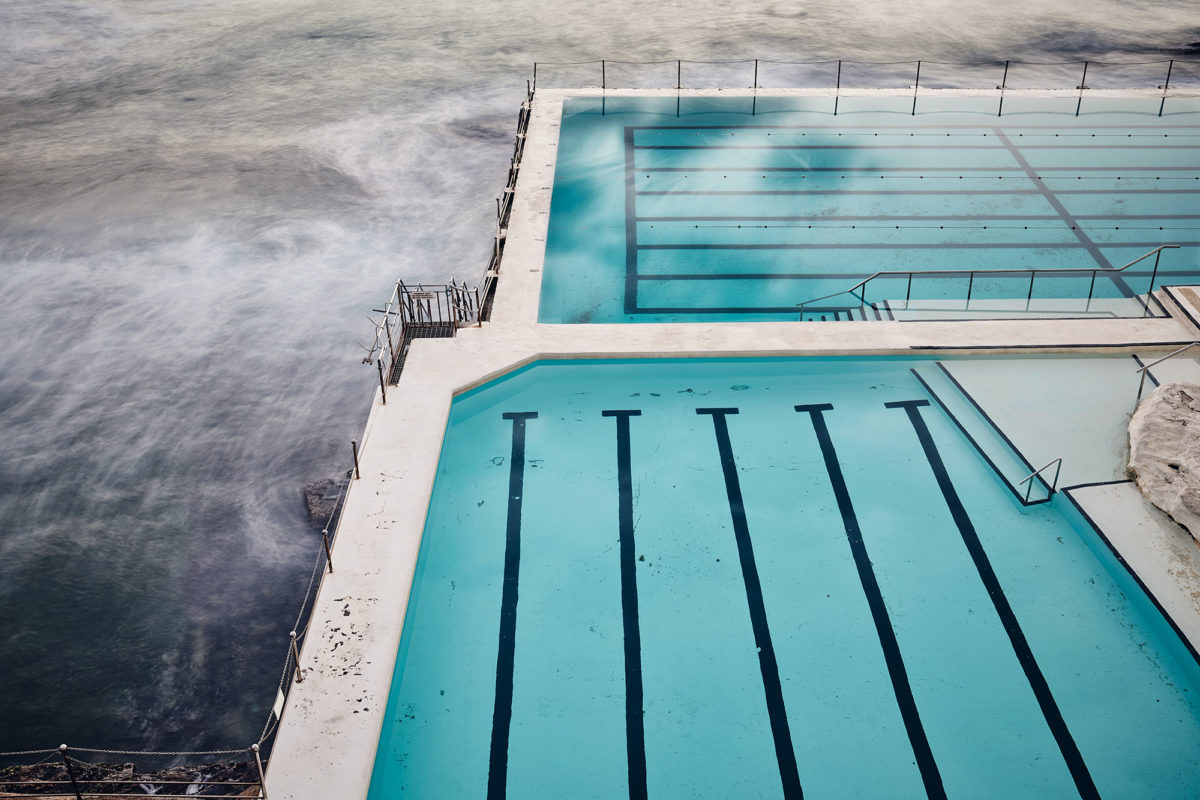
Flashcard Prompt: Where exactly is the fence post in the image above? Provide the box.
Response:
[834,59,842,115]
[912,60,921,115]
[1076,61,1089,117]
[252,743,268,799]
[1145,248,1164,317]
[290,632,305,683]
[351,439,361,480]
[377,361,387,404]
[59,745,82,800]
[998,60,1009,117]
[1160,59,1174,117]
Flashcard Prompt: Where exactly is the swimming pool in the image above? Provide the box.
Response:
[366,356,1200,798]
[538,95,1200,323]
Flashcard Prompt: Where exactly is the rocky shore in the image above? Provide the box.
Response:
[0,759,259,797]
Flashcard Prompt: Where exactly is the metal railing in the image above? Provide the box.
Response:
[0,743,265,799]
[1136,341,1200,401]
[796,245,1182,319]
[1019,458,1064,503]
[531,57,1199,116]
[362,81,533,385]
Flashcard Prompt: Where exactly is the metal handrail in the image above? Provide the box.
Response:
[796,245,1181,313]
[1018,457,1063,503]
[1136,341,1200,401]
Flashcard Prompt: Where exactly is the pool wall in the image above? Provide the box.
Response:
[266,87,1200,800]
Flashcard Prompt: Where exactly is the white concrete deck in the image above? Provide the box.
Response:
[266,87,1200,800]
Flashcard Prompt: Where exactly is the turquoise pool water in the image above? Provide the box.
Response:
[538,95,1200,322]
[367,357,1200,798]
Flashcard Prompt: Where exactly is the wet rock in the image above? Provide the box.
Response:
[1129,381,1200,542]
[303,475,348,530]
[0,758,258,796]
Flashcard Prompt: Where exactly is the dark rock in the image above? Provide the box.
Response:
[0,759,259,796]
[303,475,348,530]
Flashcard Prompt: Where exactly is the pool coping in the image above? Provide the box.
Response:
[266,88,1200,800]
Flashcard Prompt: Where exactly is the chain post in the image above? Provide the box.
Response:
[290,632,304,683]
[322,529,334,574]
[59,745,82,800]
[252,743,268,799]
[351,439,361,479]
[377,360,387,404]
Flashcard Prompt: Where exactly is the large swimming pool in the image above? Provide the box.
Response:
[366,356,1200,798]
[539,95,1200,322]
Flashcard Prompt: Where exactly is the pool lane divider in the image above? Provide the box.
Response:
[886,399,1101,799]
[602,410,648,800]
[488,411,538,800]
[794,404,947,800]
[696,407,804,799]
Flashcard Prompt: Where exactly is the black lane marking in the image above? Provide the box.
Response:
[696,408,803,799]
[624,127,639,314]
[1061,486,1200,670]
[637,242,1123,251]
[488,411,538,800]
[885,400,1101,799]
[603,410,648,800]
[634,143,1006,151]
[631,124,1200,131]
[794,404,946,799]
[932,363,1049,499]
[992,129,1115,273]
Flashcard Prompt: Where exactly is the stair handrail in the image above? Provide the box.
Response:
[795,244,1181,312]
[1136,341,1200,401]
[1018,457,1063,503]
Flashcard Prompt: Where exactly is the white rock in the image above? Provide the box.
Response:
[1129,382,1200,543]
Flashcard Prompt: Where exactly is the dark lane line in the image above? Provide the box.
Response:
[795,404,946,799]
[603,410,648,800]
[487,411,538,800]
[697,407,804,799]
[886,400,1100,799]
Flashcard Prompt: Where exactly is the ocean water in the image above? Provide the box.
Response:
[0,0,1197,758]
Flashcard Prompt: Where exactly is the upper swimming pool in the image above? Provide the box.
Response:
[539,95,1200,323]
[366,355,1200,799]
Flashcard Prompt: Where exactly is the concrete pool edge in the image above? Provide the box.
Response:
[266,86,1200,799]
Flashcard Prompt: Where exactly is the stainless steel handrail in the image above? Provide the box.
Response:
[1018,457,1063,503]
[796,244,1181,312]
[1136,341,1200,401]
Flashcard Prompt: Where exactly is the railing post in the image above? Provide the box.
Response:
[351,439,361,480]
[601,59,605,91]
[1027,271,1036,308]
[905,273,912,308]
[377,360,387,404]
[912,60,921,115]
[998,59,1009,116]
[1145,248,1164,318]
[532,62,537,92]
[966,271,974,308]
[59,745,82,800]
[1076,60,1089,117]
[322,529,334,574]
[1086,269,1097,312]
[676,59,681,90]
[1160,59,1174,117]
[290,631,304,683]
[753,58,758,90]
[834,59,842,115]
[252,743,268,799]
[1137,369,1149,402]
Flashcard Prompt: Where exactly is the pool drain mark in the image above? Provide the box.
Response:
[603,409,647,800]
[697,407,804,799]
[887,399,1100,799]
[487,411,538,800]
[796,403,946,799]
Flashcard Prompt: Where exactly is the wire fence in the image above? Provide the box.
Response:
[530,56,1200,94]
